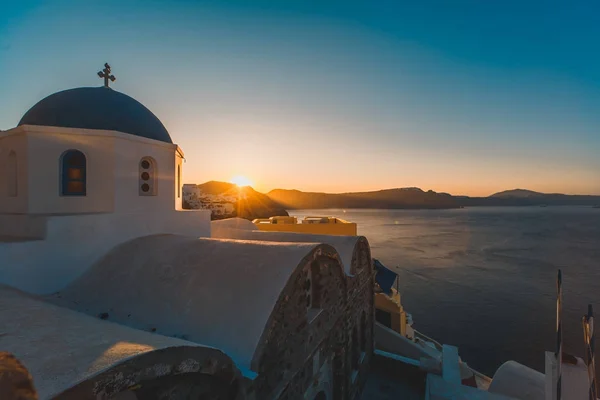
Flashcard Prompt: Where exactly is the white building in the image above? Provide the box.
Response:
[0,70,376,400]
[1,67,561,400]
[0,85,211,294]
[182,184,236,217]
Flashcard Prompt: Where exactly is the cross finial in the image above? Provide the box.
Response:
[97,63,116,88]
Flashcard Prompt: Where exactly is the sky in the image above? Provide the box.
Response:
[1,0,599,196]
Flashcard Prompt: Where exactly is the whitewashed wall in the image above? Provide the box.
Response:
[0,130,29,213]
[0,125,203,294]
[26,128,116,214]
[1,125,184,215]
[174,151,183,210]
[112,134,180,214]
[0,214,45,239]
[0,209,211,294]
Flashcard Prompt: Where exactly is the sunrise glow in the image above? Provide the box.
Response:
[230,175,253,187]
[1,2,599,196]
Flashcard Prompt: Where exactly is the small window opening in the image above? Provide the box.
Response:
[139,157,157,196]
[61,150,86,196]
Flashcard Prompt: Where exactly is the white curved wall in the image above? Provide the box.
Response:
[0,209,211,294]
[210,218,257,237]
[1,285,222,399]
[212,227,362,275]
[488,361,545,400]
[53,236,333,372]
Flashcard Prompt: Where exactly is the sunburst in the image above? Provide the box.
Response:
[230,175,253,187]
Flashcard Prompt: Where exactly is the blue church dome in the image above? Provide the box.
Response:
[19,87,173,143]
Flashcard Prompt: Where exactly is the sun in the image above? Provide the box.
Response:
[230,175,253,187]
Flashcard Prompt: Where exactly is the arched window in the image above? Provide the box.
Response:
[177,164,181,198]
[139,157,157,196]
[60,150,86,196]
[7,151,17,197]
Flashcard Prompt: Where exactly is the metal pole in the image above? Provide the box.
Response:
[583,304,597,400]
[556,269,563,400]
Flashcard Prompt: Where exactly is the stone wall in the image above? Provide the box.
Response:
[344,238,375,400]
[345,276,374,400]
[55,346,245,400]
[251,238,375,400]
[251,248,347,400]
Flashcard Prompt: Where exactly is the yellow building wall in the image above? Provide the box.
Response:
[254,221,357,236]
[374,291,407,336]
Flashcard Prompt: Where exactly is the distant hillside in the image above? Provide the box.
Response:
[187,182,600,213]
[267,187,600,209]
[461,190,600,207]
[195,181,241,196]
[185,181,289,220]
[267,187,460,209]
[490,189,547,198]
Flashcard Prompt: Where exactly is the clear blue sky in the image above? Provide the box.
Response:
[1,0,599,195]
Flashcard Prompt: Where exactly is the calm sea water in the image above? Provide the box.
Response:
[290,207,600,378]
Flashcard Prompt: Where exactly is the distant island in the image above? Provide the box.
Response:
[183,182,600,220]
[458,189,600,207]
[268,187,600,209]
[267,187,458,210]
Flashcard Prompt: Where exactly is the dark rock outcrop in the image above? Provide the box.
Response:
[0,352,38,400]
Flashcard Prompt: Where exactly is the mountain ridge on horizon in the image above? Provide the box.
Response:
[267,187,596,198]
[187,181,600,210]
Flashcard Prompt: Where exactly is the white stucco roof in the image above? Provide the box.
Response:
[52,235,335,372]
[0,285,217,399]
[210,225,366,275]
[210,217,256,233]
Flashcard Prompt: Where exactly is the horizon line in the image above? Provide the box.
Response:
[184,181,600,198]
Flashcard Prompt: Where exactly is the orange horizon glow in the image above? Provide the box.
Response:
[181,157,599,197]
[187,164,600,196]
[173,117,600,198]
[229,175,253,187]
[187,174,600,197]
[3,2,600,200]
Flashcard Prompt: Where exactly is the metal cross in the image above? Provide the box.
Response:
[97,63,116,88]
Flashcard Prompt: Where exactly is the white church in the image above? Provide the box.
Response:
[0,65,377,400]
[0,64,212,295]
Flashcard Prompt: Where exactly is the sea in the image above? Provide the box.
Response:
[289,207,600,379]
